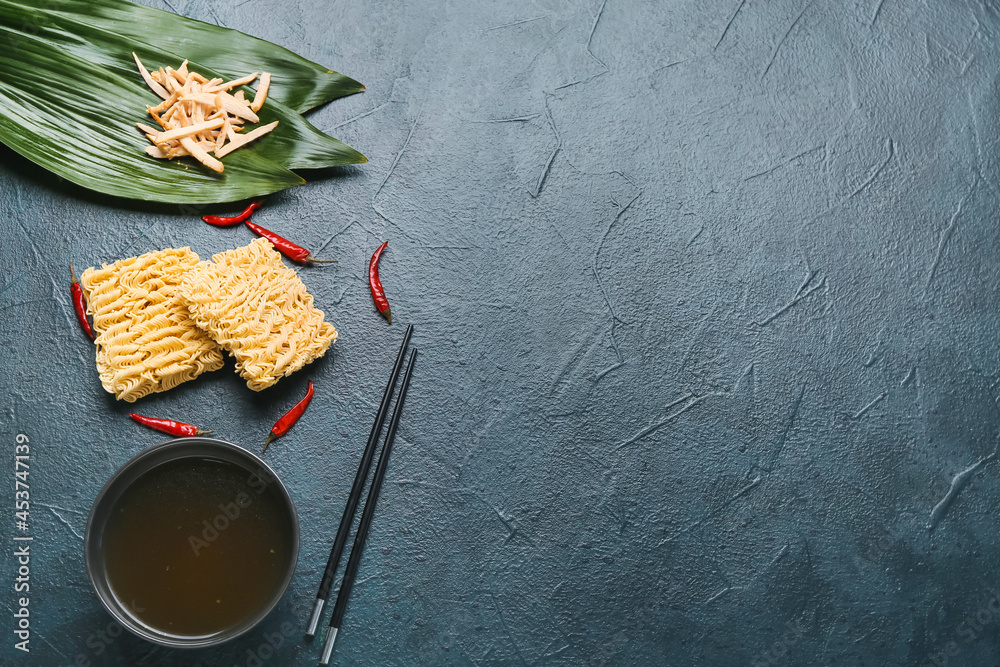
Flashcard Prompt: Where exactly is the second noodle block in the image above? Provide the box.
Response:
[81,248,225,402]
[179,238,337,391]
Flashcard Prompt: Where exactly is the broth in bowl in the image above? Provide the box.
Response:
[85,438,298,647]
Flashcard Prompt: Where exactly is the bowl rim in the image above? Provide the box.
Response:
[83,436,299,649]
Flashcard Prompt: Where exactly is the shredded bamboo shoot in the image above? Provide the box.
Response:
[133,55,276,173]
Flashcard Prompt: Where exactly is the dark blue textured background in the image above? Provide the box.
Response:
[2,0,1000,665]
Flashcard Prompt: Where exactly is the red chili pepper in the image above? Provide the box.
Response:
[70,262,95,340]
[245,220,337,265]
[129,413,213,437]
[264,380,314,452]
[202,200,262,227]
[368,241,391,323]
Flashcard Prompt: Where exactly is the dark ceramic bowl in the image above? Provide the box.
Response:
[83,437,299,648]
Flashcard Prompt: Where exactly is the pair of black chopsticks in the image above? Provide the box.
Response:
[307,324,416,665]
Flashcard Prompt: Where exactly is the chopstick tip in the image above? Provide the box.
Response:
[305,598,325,638]
[319,627,338,665]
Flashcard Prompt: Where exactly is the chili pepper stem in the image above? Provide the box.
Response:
[305,256,338,264]
[263,432,278,453]
[197,429,214,436]
[245,220,330,265]
[383,307,392,324]
[69,261,79,284]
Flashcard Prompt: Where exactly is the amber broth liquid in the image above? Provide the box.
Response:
[101,457,294,637]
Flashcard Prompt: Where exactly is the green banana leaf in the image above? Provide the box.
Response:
[0,0,366,204]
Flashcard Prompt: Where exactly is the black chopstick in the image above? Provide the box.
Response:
[305,324,413,638]
[319,348,417,665]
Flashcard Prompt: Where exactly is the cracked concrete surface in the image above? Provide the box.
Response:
[2,0,1000,664]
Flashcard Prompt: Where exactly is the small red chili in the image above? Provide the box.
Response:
[129,413,213,437]
[70,262,95,340]
[368,241,391,323]
[264,380,315,452]
[245,220,337,265]
[202,200,262,227]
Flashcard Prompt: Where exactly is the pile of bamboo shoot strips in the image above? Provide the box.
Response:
[132,53,276,173]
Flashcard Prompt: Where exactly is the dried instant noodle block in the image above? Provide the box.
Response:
[179,238,337,391]
[81,248,224,402]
